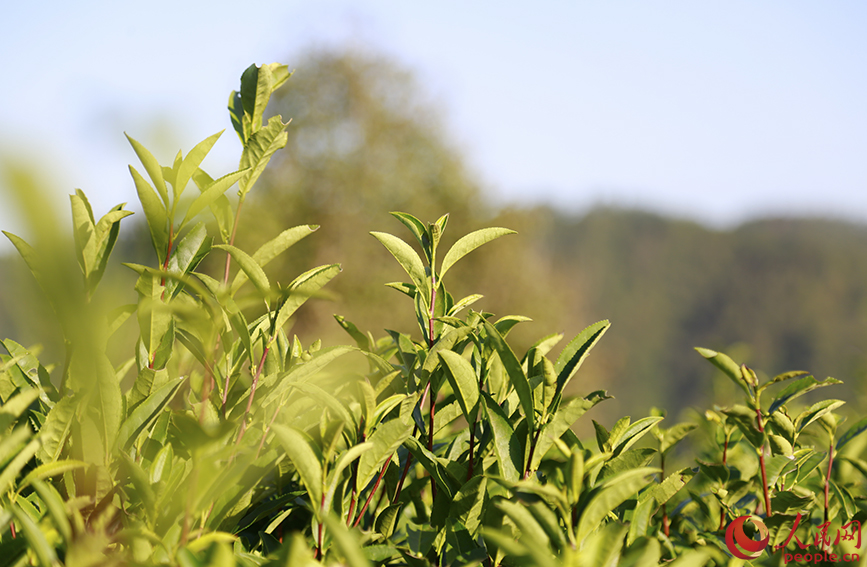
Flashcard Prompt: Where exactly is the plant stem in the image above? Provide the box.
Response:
[354,457,391,528]
[393,382,430,502]
[661,452,669,537]
[316,493,325,560]
[525,428,543,479]
[467,422,475,481]
[824,440,834,525]
[427,266,437,501]
[719,435,729,530]
[235,344,270,445]
[754,407,772,517]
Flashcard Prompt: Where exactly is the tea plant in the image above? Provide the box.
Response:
[1,61,866,567]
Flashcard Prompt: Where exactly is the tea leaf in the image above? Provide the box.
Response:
[116,377,183,451]
[273,424,323,510]
[695,347,751,396]
[555,320,610,396]
[181,168,245,227]
[371,231,430,302]
[769,376,843,415]
[485,321,535,434]
[175,130,223,201]
[125,133,169,206]
[356,419,412,490]
[575,467,656,544]
[439,227,516,279]
[481,392,522,482]
[836,415,867,451]
[240,115,289,197]
[439,350,480,423]
[214,244,270,299]
[129,165,169,262]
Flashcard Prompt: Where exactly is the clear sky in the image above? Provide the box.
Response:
[2,1,866,237]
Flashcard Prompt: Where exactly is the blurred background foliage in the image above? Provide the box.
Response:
[3,46,866,426]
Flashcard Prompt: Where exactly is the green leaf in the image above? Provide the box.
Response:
[0,388,39,431]
[575,467,656,544]
[0,438,39,494]
[31,480,72,544]
[129,165,169,262]
[323,442,373,513]
[403,436,458,498]
[35,394,76,463]
[611,416,664,455]
[273,424,323,510]
[371,231,431,302]
[646,468,695,507]
[10,504,57,567]
[721,405,765,448]
[230,225,319,291]
[181,168,245,227]
[695,347,751,396]
[16,459,88,492]
[239,115,288,197]
[273,264,341,332]
[796,399,845,432]
[175,130,223,200]
[323,514,372,567]
[837,415,867,451]
[484,321,535,434]
[660,422,697,455]
[438,351,480,423]
[389,211,427,249]
[554,320,610,395]
[769,376,843,415]
[439,227,516,279]
[598,448,656,481]
[531,391,610,471]
[356,419,412,490]
[497,500,550,550]
[214,244,270,298]
[126,133,169,206]
[481,392,522,482]
[116,377,183,451]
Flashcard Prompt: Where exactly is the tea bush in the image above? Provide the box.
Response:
[1,63,866,567]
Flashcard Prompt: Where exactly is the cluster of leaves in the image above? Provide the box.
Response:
[1,63,866,567]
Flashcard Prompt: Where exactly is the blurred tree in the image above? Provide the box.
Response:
[237,48,571,348]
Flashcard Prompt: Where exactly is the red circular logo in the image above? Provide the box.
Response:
[725,516,770,560]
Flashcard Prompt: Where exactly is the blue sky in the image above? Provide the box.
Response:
[2,1,866,237]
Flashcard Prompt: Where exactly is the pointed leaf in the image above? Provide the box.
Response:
[481,392,522,482]
[371,232,430,302]
[126,133,169,205]
[175,130,223,199]
[438,350,480,422]
[273,424,323,508]
[555,320,610,395]
[214,244,270,298]
[181,168,245,227]
[439,227,516,279]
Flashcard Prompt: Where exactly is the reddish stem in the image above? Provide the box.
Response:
[354,457,391,528]
[235,345,270,445]
[9,521,15,539]
[755,408,772,517]
[661,452,669,537]
[824,440,834,524]
[316,493,325,560]
[719,436,729,530]
[524,428,543,480]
